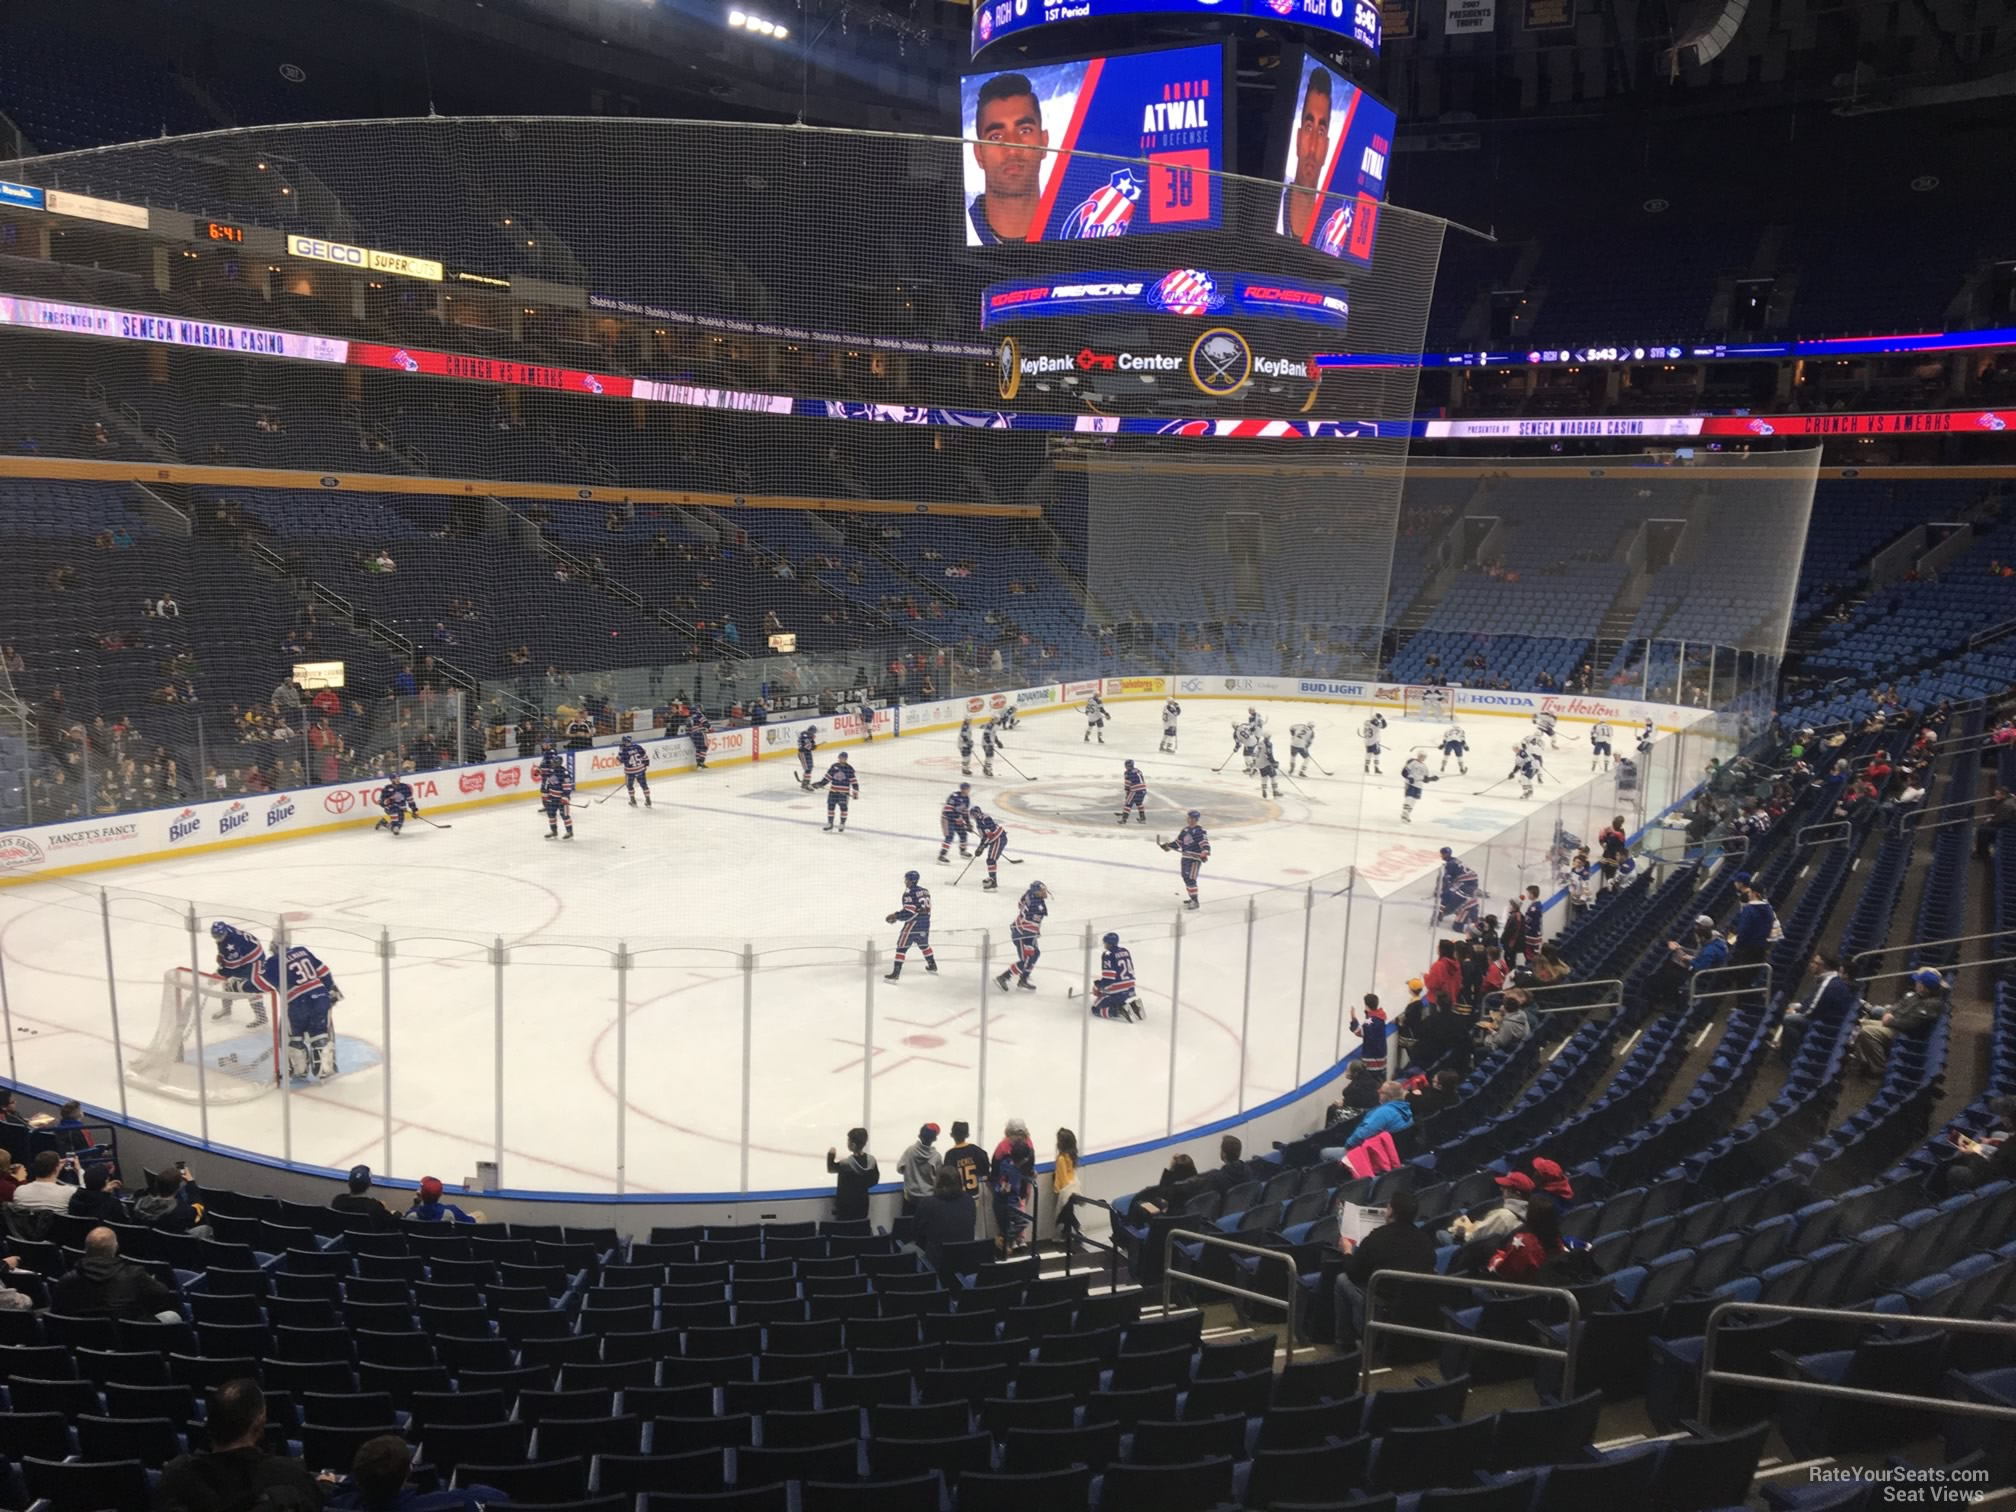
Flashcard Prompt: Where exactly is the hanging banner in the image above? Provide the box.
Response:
[1523,0,1574,27]
[1380,0,1416,38]
[1446,0,1497,33]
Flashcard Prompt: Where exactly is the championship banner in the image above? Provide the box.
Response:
[1446,0,1497,32]
[981,271,1350,330]
[1522,0,1574,26]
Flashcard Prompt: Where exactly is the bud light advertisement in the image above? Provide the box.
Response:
[962,44,1226,248]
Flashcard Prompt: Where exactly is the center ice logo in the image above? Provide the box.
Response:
[1059,171,1141,239]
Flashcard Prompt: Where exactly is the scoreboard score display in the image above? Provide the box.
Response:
[971,0,1381,57]
[962,44,1227,247]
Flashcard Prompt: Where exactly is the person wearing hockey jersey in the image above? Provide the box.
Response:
[208,922,268,1025]
[996,707,1021,734]
[1434,848,1481,932]
[1400,750,1437,823]
[374,776,418,836]
[956,717,976,777]
[539,765,576,840]
[994,880,1049,992]
[1533,709,1560,750]
[884,871,938,980]
[972,806,1011,889]
[618,734,651,807]
[1441,721,1469,776]
[1160,698,1182,754]
[1637,717,1656,757]
[687,708,712,770]
[797,725,820,788]
[812,753,858,833]
[1258,737,1283,800]
[1160,811,1210,910]
[1350,992,1389,1076]
[537,741,568,782]
[1360,712,1387,775]
[1288,722,1317,777]
[1082,694,1109,744]
[1116,760,1147,825]
[1518,886,1545,966]
[856,695,877,742]
[980,720,1001,778]
[1090,932,1143,1021]
[1509,743,1542,799]
[1231,718,1261,775]
[253,939,341,1082]
[1589,720,1614,772]
[938,783,975,862]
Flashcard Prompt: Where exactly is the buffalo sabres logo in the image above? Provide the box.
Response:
[996,334,1022,401]
[1188,327,1253,397]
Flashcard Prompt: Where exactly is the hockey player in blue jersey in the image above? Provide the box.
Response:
[956,718,976,777]
[619,735,651,806]
[1115,760,1147,825]
[537,742,568,781]
[883,870,938,980]
[209,922,268,1024]
[1160,698,1181,754]
[373,776,418,836]
[1434,847,1482,931]
[980,720,1000,778]
[1159,810,1210,910]
[813,753,858,833]
[253,940,341,1082]
[994,880,1050,992]
[1089,932,1143,1021]
[797,726,819,788]
[687,709,712,770]
[1637,717,1655,756]
[540,766,576,840]
[1440,721,1470,776]
[938,782,974,862]
[972,807,1011,889]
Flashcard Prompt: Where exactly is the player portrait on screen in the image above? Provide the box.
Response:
[1278,64,1335,247]
[966,71,1058,246]
[1273,51,1394,265]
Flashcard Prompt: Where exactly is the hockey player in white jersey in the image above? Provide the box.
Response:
[1440,721,1469,776]
[1533,709,1560,750]
[1509,744,1543,799]
[1360,711,1388,775]
[1160,698,1182,754]
[1288,722,1317,777]
[1590,719,1615,772]
[1637,717,1656,757]
[1082,694,1109,744]
[1257,737,1282,799]
[957,717,975,777]
[1400,750,1437,823]
[1234,719,1262,775]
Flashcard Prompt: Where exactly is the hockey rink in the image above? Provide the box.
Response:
[0,700,1650,1195]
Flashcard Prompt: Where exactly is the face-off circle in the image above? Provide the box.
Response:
[991,781,1278,830]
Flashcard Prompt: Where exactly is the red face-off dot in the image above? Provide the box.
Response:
[901,1034,946,1049]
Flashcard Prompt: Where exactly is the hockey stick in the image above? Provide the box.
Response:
[1213,744,1240,773]
[1281,772,1322,805]
[952,851,981,886]
[1306,756,1336,777]
[411,814,454,830]
[594,783,633,805]
[997,753,1035,781]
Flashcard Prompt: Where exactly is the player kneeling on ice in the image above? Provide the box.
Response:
[997,706,1021,734]
[619,734,652,805]
[374,776,418,836]
[253,939,340,1082]
[1441,721,1469,775]
[1088,932,1144,1021]
[995,880,1049,992]
[1115,760,1147,824]
[1400,750,1437,823]
[884,870,937,979]
[209,922,268,1024]
[813,752,858,833]
[1082,693,1109,743]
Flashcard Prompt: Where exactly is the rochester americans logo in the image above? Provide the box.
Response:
[1059,171,1143,239]
[1147,270,1224,318]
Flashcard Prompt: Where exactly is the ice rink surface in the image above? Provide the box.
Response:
[0,700,1629,1195]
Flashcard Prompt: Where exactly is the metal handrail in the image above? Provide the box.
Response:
[1851,930,2016,982]
[1699,1301,2016,1425]
[1796,819,1853,849]
[1899,796,1988,834]
[1687,960,1773,1014]
[1361,1270,1586,1399]
[1160,1229,1302,1363]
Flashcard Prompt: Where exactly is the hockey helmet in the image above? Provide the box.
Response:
[837,751,852,762]
[1103,931,1121,947]
[958,781,972,792]
[1187,809,1202,821]
[1439,847,1453,858]
[209,920,232,940]
[1124,758,1137,769]
[541,741,556,753]
[1031,881,1049,896]
[904,870,920,885]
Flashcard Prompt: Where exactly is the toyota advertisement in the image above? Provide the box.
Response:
[981,271,1349,330]
[962,45,1226,248]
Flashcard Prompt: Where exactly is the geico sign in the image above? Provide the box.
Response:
[288,235,367,268]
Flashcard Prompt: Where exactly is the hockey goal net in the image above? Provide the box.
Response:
[127,968,282,1103]
[1403,686,1460,720]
